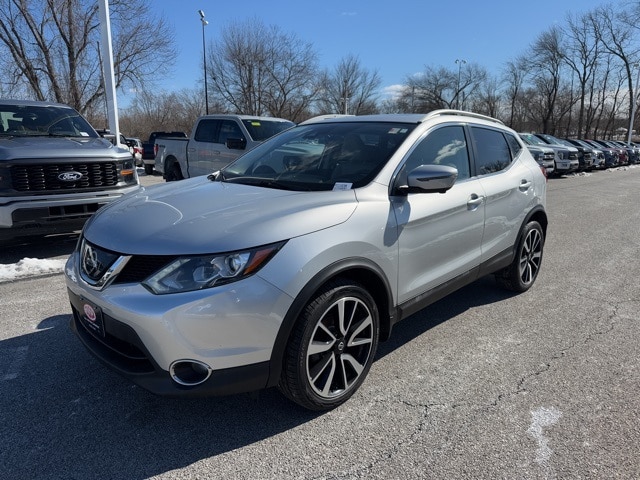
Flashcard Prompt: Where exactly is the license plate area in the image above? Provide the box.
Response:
[80,298,105,338]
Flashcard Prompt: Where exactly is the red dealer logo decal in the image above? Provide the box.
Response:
[83,304,97,322]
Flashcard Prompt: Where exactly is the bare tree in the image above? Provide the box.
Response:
[470,74,502,119]
[596,4,640,137]
[0,0,176,114]
[527,26,567,134]
[315,54,381,115]
[206,18,319,122]
[115,88,226,140]
[402,66,456,112]
[561,10,602,137]
[503,56,530,129]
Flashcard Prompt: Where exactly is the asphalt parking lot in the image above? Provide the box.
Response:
[1,167,639,479]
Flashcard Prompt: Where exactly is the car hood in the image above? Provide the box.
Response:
[0,135,129,160]
[83,177,358,255]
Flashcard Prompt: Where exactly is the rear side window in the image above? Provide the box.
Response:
[504,132,523,159]
[471,126,512,174]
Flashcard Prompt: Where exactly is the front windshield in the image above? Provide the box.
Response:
[220,121,415,191]
[520,133,547,147]
[0,103,98,138]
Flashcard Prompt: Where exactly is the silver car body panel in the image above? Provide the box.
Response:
[83,179,357,255]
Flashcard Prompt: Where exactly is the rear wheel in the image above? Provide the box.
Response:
[144,163,153,175]
[279,279,379,410]
[165,162,184,182]
[496,220,544,292]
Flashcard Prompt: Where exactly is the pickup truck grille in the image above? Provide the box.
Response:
[11,162,119,193]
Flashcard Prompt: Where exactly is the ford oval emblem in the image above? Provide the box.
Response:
[58,171,83,182]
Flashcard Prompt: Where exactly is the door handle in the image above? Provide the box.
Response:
[519,179,532,191]
[467,194,483,210]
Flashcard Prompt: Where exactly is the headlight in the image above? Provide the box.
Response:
[143,242,285,294]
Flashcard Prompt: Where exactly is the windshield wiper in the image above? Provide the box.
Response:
[223,176,306,191]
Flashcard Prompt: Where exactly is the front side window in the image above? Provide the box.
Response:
[218,120,244,144]
[402,125,471,181]
[471,126,512,174]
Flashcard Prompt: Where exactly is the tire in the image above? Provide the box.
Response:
[144,163,153,175]
[165,162,183,182]
[279,279,380,411]
[496,220,544,292]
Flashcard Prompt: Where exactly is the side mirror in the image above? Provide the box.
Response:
[226,137,247,150]
[401,164,458,194]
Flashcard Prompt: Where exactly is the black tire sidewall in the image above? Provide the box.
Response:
[285,280,380,410]
[515,220,544,290]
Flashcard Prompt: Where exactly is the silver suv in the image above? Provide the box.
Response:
[65,110,547,410]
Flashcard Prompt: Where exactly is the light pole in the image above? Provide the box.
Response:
[198,10,209,115]
[627,63,640,143]
[341,79,349,115]
[455,59,466,110]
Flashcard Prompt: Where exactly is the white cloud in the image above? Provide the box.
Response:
[382,84,406,99]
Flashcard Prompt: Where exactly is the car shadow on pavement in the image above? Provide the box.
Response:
[376,275,517,360]
[0,276,517,480]
[0,314,323,480]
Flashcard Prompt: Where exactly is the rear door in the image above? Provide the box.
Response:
[469,126,537,264]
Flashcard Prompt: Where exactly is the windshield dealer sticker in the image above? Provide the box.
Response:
[333,182,353,191]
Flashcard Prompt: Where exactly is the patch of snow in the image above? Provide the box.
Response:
[0,258,66,283]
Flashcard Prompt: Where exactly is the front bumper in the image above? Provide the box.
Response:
[65,252,293,396]
[68,297,269,396]
[0,185,140,235]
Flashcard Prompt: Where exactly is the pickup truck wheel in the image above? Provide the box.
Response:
[279,279,379,411]
[165,163,184,182]
[144,164,153,175]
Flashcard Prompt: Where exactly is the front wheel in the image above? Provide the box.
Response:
[496,220,544,292]
[279,279,380,411]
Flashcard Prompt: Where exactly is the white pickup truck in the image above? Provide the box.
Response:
[154,114,295,181]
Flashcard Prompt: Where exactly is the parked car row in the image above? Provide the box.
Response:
[520,132,640,175]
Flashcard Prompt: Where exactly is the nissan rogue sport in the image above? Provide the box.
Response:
[65,110,548,411]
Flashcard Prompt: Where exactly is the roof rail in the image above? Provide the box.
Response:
[426,109,504,125]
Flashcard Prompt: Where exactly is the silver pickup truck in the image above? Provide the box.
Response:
[154,114,294,181]
[0,99,140,240]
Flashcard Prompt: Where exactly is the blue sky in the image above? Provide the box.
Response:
[131,0,612,102]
